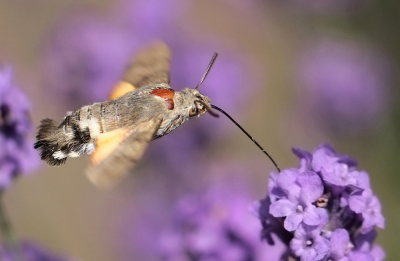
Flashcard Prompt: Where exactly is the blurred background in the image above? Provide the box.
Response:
[0,0,398,260]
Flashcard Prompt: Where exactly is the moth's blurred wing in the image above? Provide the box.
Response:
[124,41,170,87]
[86,117,162,188]
[109,42,171,99]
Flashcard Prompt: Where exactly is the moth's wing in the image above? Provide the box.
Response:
[124,42,171,87]
[109,42,171,99]
[109,81,136,100]
[86,116,162,188]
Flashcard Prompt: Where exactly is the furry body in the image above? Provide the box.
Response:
[34,83,210,166]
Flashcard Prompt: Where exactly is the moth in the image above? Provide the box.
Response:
[34,42,219,188]
[35,42,280,188]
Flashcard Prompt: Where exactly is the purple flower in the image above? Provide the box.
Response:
[296,38,392,135]
[290,224,330,261]
[270,171,324,231]
[0,66,40,189]
[256,144,385,261]
[311,145,359,188]
[348,189,385,233]
[0,241,74,261]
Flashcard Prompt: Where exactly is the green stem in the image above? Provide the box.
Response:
[0,193,23,261]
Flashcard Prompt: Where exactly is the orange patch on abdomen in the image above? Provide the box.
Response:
[150,89,175,110]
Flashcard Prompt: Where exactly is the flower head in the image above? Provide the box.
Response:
[256,144,385,260]
[0,67,39,189]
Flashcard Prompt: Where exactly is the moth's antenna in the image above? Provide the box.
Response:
[196,53,218,90]
[211,105,281,172]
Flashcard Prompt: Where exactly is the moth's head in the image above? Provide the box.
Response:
[181,89,211,117]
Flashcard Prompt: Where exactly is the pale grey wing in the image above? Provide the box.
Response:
[86,116,162,188]
[123,42,171,88]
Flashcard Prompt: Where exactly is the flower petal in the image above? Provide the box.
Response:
[303,204,321,226]
[347,251,374,261]
[330,229,350,259]
[312,144,337,172]
[292,147,313,171]
[297,171,323,203]
[284,212,303,231]
[277,168,301,198]
[301,248,318,261]
[370,244,386,261]
[314,236,330,260]
[269,199,295,217]
[290,238,305,256]
[348,194,368,213]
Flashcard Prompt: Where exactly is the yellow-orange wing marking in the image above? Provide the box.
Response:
[109,81,136,100]
[90,128,129,166]
[86,117,162,188]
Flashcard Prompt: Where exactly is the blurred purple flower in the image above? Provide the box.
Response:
[0,66,39,189]
[42,10,135,107]
[0,241,74,261]
[158,176,286,261]
[256,144,385,260]
[119,162,287,260]
[297,38,392,135]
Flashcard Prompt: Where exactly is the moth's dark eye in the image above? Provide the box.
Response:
[189,105,198,117]
[195,94,202,100]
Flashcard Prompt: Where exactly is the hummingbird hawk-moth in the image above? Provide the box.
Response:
[34,42,221,188]
[34,42,280,188]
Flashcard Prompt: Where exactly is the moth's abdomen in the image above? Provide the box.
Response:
[78,104,105,139]
[34,108,97,166]
[34,118,65,165]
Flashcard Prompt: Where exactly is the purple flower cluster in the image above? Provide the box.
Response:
[256,144,385,261]
[0,241,74,261]
[157,175,286,261]
[0,66,39,189]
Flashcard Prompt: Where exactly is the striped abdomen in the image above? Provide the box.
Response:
[34,100,121,166]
